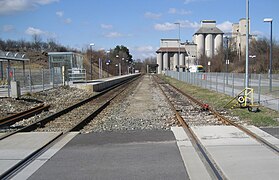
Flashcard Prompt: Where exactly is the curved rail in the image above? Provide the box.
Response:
[0,104,50,128]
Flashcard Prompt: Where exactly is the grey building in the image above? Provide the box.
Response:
[193,20,224,59]
[156,39,196,74]
[156,20,224,74]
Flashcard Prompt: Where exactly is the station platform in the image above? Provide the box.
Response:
[0,74,140,97]
[71,73,140,92]
[1,126,279,179]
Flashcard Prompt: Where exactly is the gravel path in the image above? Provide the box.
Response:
[82,75,177,133]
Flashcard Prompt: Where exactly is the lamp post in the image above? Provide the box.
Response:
[174,22,180,72]
[249,55,256,73]
[245,0,249,89]
[225,36,229,85]
[226,59,229,85]
[116,54,121,76]
[106,50,110,77]
[89,43,95,80]
[106,60,110,77]
[263,18,273,92]
[115,64,118,75]
[121,57,124,75]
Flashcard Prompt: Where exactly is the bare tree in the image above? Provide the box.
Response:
[32,34,42,51]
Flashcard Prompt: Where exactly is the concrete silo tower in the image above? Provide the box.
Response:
[193,20,224,59]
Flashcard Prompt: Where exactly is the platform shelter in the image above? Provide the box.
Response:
[48,52,85,83]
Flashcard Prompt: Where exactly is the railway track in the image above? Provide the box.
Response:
[0,75,142,179]
[154,75,279,179]
[0,104,50,128]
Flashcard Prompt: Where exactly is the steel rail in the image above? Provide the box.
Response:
[153,76,225,180]
[0,75,141,141]
[0,75,142,179]
[0,104,50,127]
[162,76,279,154]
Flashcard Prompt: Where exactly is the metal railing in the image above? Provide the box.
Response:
[68,68,86,82]
[0,67,87,97]
[165,71,279,111]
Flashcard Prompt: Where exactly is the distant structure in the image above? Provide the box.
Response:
[156,20,224,74]
[230,18,251,57]
[156,39,197,74]
[193,20,224,59]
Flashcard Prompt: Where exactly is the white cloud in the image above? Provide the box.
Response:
[35,0,59,5]
[101,24,113,29]
[154,20,199,31]
[56,11,63,17]
[168,8,191,15]
[104,32,122,38]
[55,11,71,24]
[181,20,199,29]
[252,30,264,37]
[64,18,72,24]
[131,45,156,60]
[25,26,57,39]
[217,21,233,33]
[154,22,177,31]
[2,25,15,32]
[0,0,59,15]
[25,27,45,36]
[135,46,154,52]
[144,12,162,19]
[184,0,197,4]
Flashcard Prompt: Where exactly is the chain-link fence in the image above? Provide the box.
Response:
[0,67,86,97]
[165,71,279,111]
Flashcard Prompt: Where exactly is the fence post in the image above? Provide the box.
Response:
[232,73,234,97]
[12,68,15,81]
[223,73,225,93]
[0,61,3,80]
[7,62,11,97]
[205,73,207,88]
[52,68,54,88]
[209,73,211,90]
[216,72,218,92]
[29,68,32,93]
[258,74,261,104]
[42,68,45,91]
[243,73,245,89]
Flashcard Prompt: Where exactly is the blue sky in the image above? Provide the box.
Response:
[0,0,278,60]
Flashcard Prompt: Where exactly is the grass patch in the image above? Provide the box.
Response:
[159,75,279,127]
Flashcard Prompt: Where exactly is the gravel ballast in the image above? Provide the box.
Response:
[82,75,177,133]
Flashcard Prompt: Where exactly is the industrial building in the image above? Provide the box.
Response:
[230,18,252,58]
[193,20,223,59]
[156,20,224,74]
[156,39,197,74]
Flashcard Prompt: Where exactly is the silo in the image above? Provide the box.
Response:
[157,52,162,74]
[179,53,185,70]
[173,53,178,71]
[163,52,169,71]
[196,34,204,59]
[214,34,223,55]
[205,34,213,58]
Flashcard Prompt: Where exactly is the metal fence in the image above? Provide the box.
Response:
[0,67,86,97]
[165,71,279,111]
